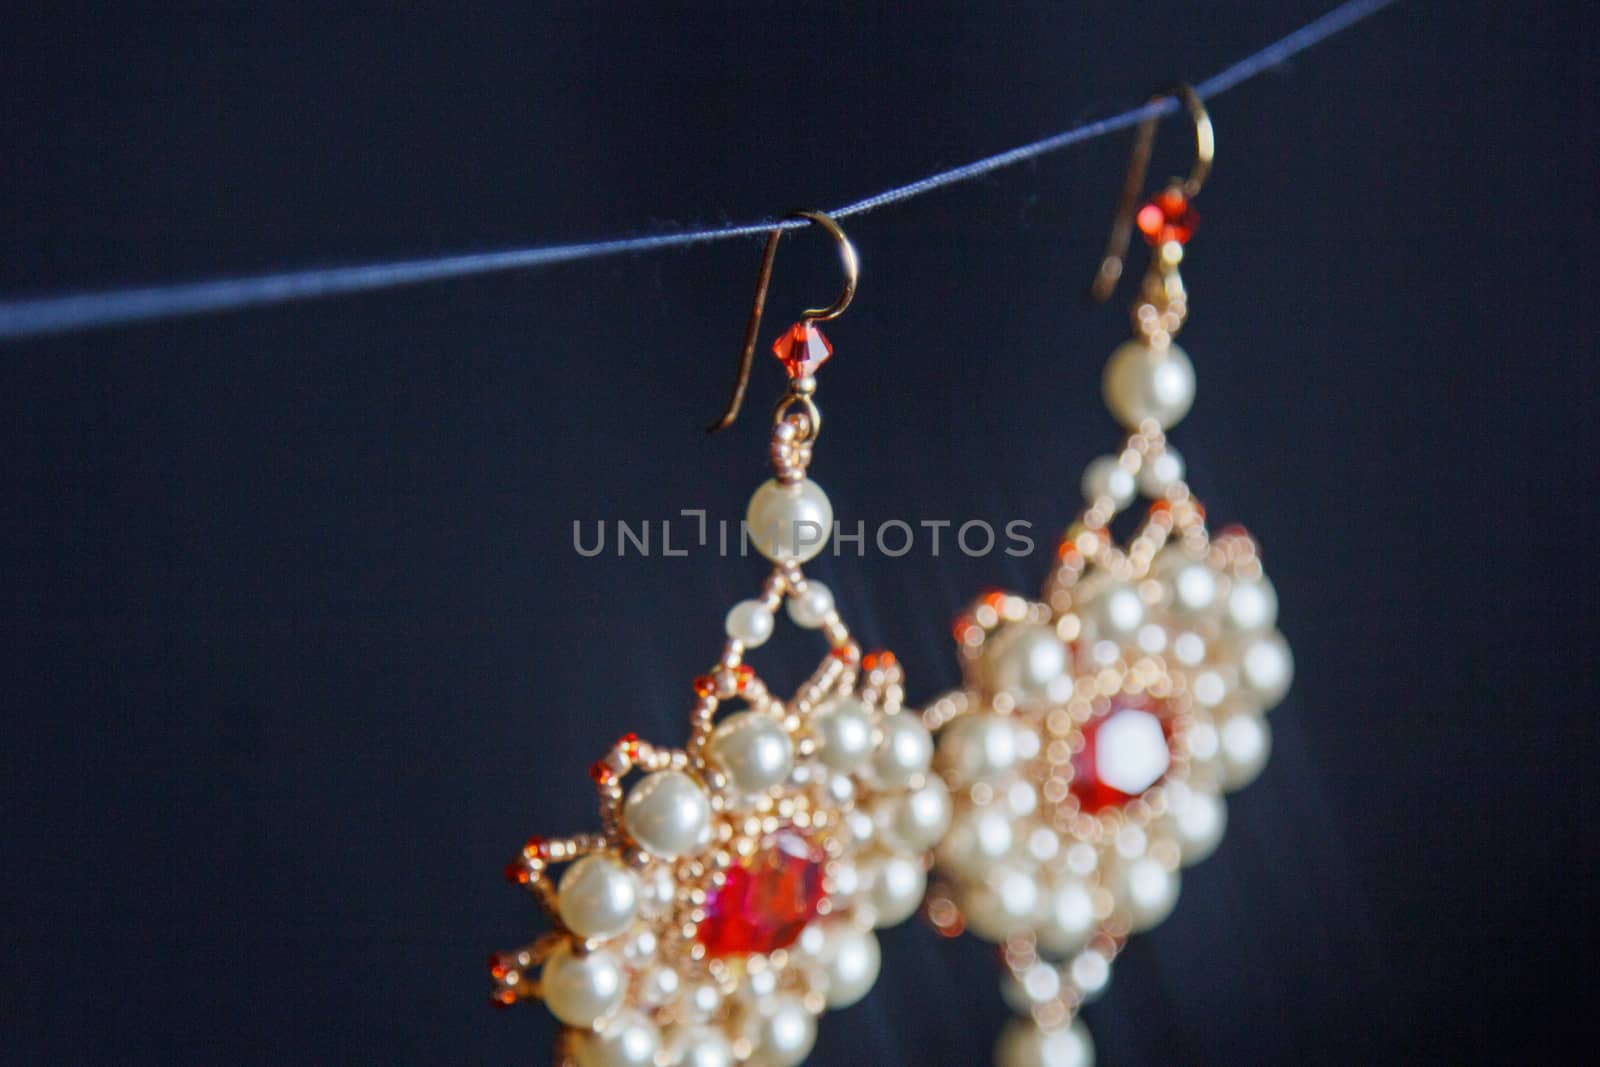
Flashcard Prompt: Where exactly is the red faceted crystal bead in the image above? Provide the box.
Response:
[771,321,833,379]
[1070,696,1175,814]
[697,828,826,957]
[1136,186,1198,246]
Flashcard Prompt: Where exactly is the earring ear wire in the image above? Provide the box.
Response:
[708,209,858,433]
[1090,84,1213,305]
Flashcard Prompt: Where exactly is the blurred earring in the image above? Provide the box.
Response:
[492,211,950,1067]
[923,86,1294,1067]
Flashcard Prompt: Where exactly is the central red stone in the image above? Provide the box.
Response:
[1070,696,1175,814]
[698,828,826,957]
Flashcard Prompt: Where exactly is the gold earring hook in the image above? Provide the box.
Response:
[1090,84,1214,304]
[707,209,859,433]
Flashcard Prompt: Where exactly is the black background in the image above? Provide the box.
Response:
[2,3,1595,1065]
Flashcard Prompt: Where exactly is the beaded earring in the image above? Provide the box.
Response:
[492,211,951,1067]
[923,87,1294,1067]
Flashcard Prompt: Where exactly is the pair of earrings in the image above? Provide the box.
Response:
[491,86,1293,1067]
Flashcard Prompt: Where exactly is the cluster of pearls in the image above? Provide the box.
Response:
[497,353,948,1066]
[925,307,1289,1064]
[524,661,941,1067]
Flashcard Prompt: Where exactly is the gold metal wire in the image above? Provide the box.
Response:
[707,209,858,432]
[1090,84,1213,304]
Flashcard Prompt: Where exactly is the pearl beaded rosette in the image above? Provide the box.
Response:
[923,182,1292,1067]
[492,321,948,1067]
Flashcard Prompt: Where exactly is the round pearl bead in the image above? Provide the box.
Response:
[938,713,1021,787]
[866,852,926,927]
[937,805,1016,879]
[871,714,933,788]
[1239,630,1294,709]
[1081,455,1136,510]
[622,770,712,859]
[1138,446,1185,497]
[1070,948,1111,1000]
[995,1018,1095,1067]
[668,1027,734,1067]
[557,854,640,941]
[986,623,1071,704]
[1103,339,1196,430]
[757,996,817,1067]
[636,864,677,918]
[1085,581,1145,640]
[821,925,881,1008]
[786,580,835,628]
[707,711,793,794]
[1036,876,1097,956]
[1117,855,1180,933]
[679,981,723,1023]
[811,698,875,773]
[1225,575,1279,633]
[1001,962,1062,1014]
[888,777,952,851]
[724,599,775,647]
[746,478,832,563]
[1218,710,1272,789]
[636,964,679,1008]
[1163,780,1228,865]
[574,1010,660,1067]
[541,942,625,1027]
[1169,560,1219,616]
[963,865,1041,942]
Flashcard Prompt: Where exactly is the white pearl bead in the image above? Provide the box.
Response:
[995,1018,1095,1067]
[963,865,1042,942]
[866,852,926,927]
[1036,876,1097,956]
[679,981,723,1023]
[636,864,677,918]
[1138,446,1185,497]
[1117,855,1180,933]
[636,963,680,1008]
[623,770,712,859]
[1170,561,1219,615]
[724,599,775,647]
[888,777,952,851]
[937,805,1017,880]
[786,580,835,628]
[1163,780,1228,865]
[938,713,1021,787]
[811,698,875,773]
[1218,710,1272,789]
[1102,339,1196,430]
[1225,575,1278,633]
[871,714,933,788]
[540,942,625,1027]
[1239,630,1294,709]
[1081,455,1136,509]
[1002,963,1062,1014]
[574,1010,660,1067]
[557,854,640,941]
[757,996,817,1067]
[1070,948,1111,999]
[746,478,832,563]
[821,925,881,1008]
[986,623,1072,704]
[1085,581,1145,640]
[708,711,793,794]
[668,1026,734,1067]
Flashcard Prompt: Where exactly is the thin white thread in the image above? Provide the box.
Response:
[0,0,1397,342]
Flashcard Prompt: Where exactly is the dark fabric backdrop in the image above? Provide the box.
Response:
[2,3,1594,1065]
